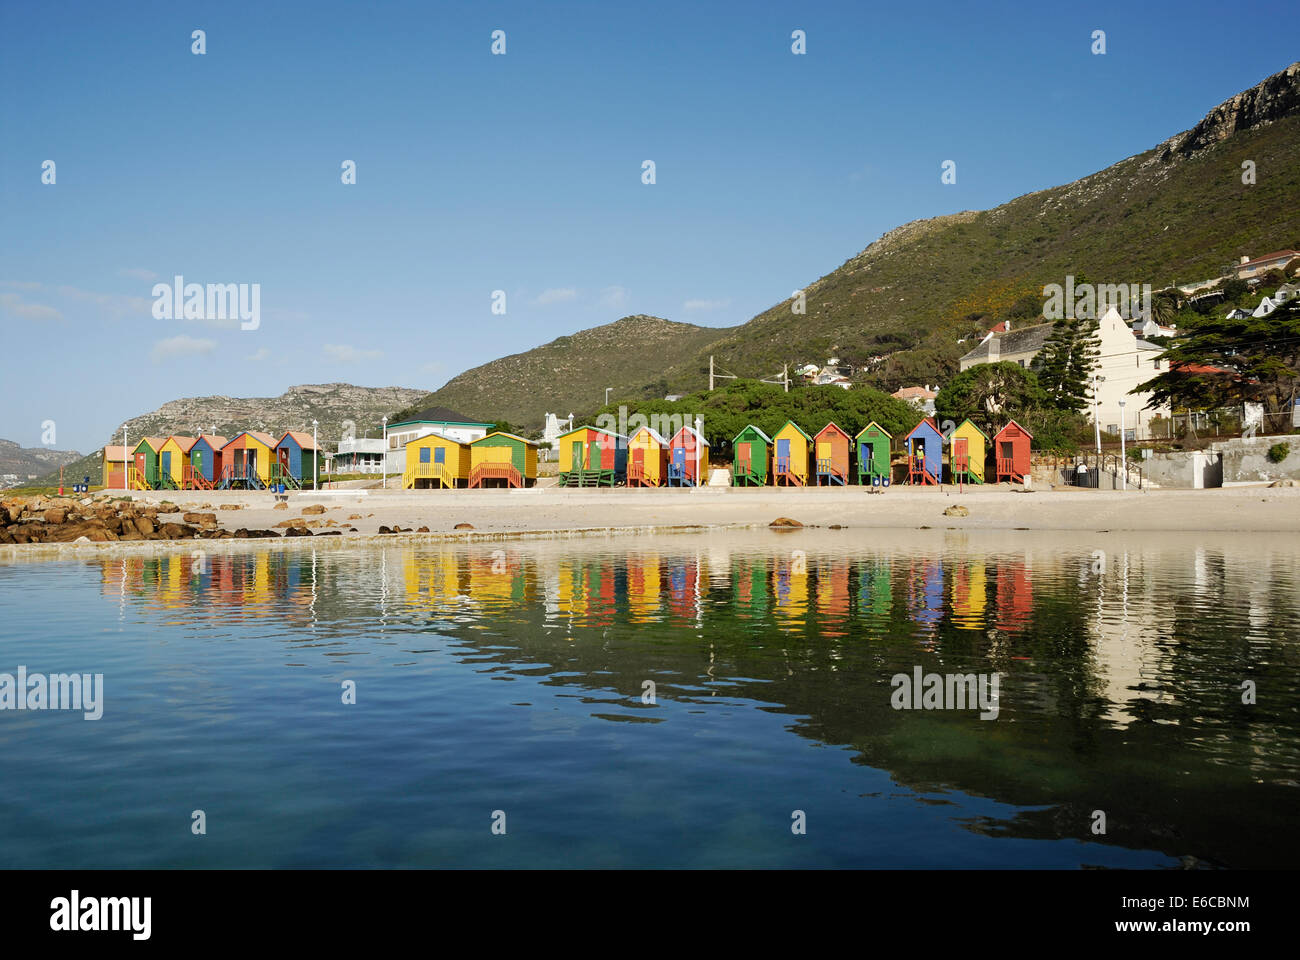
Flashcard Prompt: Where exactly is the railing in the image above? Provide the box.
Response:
[1046,453,1145,490]
[815,457,846,485]
[469,462,522,489]
[995,456,1022,483]
[404,462,448,489]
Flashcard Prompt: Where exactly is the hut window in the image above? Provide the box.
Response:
[420,448,430,463]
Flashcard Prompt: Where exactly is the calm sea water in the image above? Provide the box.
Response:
[1,530,1297,869]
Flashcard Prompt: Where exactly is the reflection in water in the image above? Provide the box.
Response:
[7,530,1298,868]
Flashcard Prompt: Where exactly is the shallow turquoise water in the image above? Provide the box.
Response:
[1,529,1296,868]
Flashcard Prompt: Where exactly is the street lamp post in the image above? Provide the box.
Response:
[312,420,318,490]
[1118,399,1127,491]
[1091,371,1104,458]
[382,416,388,490]
[694,416,703,489]
[122,426,128,491]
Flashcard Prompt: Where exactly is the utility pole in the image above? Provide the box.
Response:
[783,363,789,393]
[709,355,713,392]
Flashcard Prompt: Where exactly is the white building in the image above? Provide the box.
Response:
[542,412,574,447]
[384,406,494,472]
[1092,306,1168,440]
[334,436,386,473]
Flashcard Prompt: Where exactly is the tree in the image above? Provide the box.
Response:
[1150,290,1178,326]
[934,362,1045,435]
[1136,300,1300,418]
[1033,318,1100,413]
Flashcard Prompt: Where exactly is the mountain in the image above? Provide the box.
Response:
[32,383,426,488]
[0,439,82,487]
[391,314,736,428]
[409,61,1300,427]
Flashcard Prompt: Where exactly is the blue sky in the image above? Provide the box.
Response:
[2,0,1296,452]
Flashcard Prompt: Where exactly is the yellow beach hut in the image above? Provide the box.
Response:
[159,436,198,490]
[404,432,471,489]
[468,431,538,488]
[772,421,813,486]
[949,419,989,484]
[627,426,669,487]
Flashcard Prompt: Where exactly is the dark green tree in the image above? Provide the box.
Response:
[934,362,1046,435]
[1033,318,1100,413]
[1136,300,1300,417]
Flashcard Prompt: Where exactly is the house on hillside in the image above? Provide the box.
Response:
[957,321,1055,372]
[1132,318,1177,338]
[891,385,938,416]
[1252,296,1278,318]
[1225,307,1254,320]
[1274,282,1300,303]
[385,406,495,473]
[1234,250,1300,280]
[813,366,853,389]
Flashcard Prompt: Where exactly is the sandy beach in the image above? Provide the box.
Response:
[45,482,1300,538]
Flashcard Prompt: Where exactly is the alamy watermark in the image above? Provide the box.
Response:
[891,667,1000,720]
[0,666,102,719]
[1043,275,1151,321]
[151,275,260,330]
[594,405,704,446]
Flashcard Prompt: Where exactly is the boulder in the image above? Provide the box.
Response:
[301,504,326,515]
[453,522,474,530]
[273,501,289,511]
[943,505,970,517]
[133,517,155,536]
[183,512,216,525]
[769,517,803,528]
[43,507,69,524]
[218,504,242,511]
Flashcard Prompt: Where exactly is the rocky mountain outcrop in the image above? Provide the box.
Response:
[113,382,427,441]
[1161,61,1300,159]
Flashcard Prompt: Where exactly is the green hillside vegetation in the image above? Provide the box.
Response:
[391,314,735,430]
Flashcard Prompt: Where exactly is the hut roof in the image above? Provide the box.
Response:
[404,430,464,447]
[560,425,627,441]
[995,419,1033,439]
[671,425,709,447]
[474,431,537,446]
[776,420,813,441]
[278,431,319,450]
[814,421,850,440]
[166,436,199,452]
[222,431,276,449]
[954,418,990,440]
[906,417,941,439]
[856,421,893,439]
[102,445,128,460]
[195,435,228,448]
[630,426,670,446]
[733,425,772,444]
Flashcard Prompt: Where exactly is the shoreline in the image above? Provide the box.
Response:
[2,484,1297,561]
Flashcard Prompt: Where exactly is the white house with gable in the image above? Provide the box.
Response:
[1092,306,1168,440]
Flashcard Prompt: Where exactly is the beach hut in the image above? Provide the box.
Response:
[773,421,813,486]
[187,434,226,490]
[993,420,1033,483]
[949,419,989,484]
[158,436,197,490]
[812,422,851,486]
[557,425,626,487]
[275,431,325,489]
[469,431,538,488]
[131,437,167,490]
[219,431,277,489]
[904,418,942,485]
[404,432,471,489]
[627,426,669,487]
[667,425,708,487]
[731,425,771,486]
[855,422,892,486]
[101,445,128,489]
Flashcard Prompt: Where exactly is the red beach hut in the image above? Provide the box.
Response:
[812,422,851,486]
[993,420,1033,483]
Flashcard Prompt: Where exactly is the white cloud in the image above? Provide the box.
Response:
[0,292,62,322]
[683,298,731,312]
[248,347,271,362]
[118,268,160,282]
[599,285,629,309]
[56,285,152,319]
[533,287,578,305]
[323,343,382,362]
[150,335,216,363]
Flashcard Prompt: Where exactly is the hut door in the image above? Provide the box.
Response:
[999,441,1013,460]
[193,450,203,476]
[673,446,686,471]
[776,438,790,471]
[860,442,872,471]
[161,451,171,476]
[569,440,584,471]
[587,439,602,470]
[135,452,146,478]
[953,437,968,473]
[632,448,644,475]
